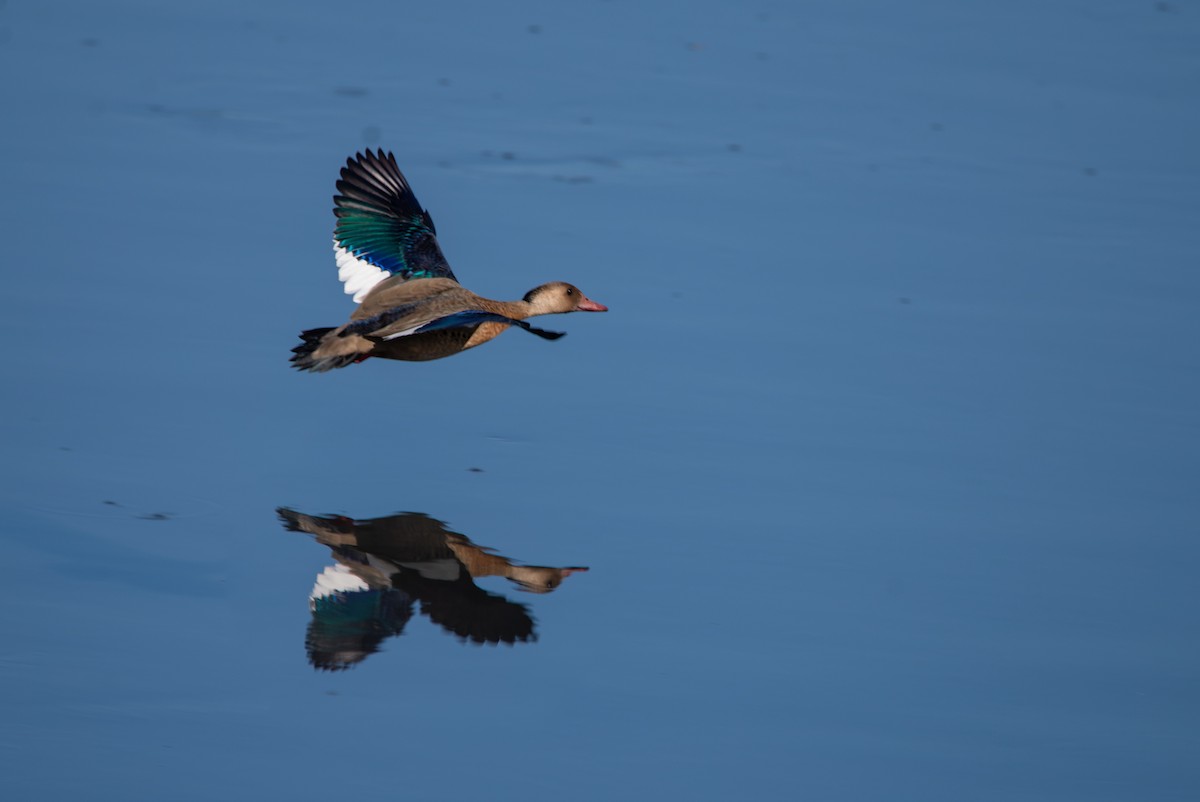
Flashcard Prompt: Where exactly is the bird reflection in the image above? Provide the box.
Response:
[277,507,588,670]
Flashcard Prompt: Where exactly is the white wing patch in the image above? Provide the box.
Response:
[334,240,390,303]
[381,324,426,341]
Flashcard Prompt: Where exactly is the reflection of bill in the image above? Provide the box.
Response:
[278,508,588,670]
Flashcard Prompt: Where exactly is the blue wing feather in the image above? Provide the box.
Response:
[413,311,516,334]
[416,313,566,340]
[343,309,565,341]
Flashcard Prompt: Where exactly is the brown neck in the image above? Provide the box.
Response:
[475,297,534,320]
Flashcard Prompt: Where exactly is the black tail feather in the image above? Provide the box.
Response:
[290,327,364,372]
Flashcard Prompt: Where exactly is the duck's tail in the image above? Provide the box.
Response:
[290,327,372,372]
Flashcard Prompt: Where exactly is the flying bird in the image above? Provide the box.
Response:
[291,150,607,371]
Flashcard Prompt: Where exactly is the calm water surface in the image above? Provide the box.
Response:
[1,1,1198,799]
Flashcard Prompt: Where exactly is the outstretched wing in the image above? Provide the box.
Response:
[333,150,457,302]
[345,307,565,342]
[412,313,566,341]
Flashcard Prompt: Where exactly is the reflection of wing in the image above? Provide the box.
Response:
[306,567,414,671]
[280,509,544,648]
[333,150,457,302]
[393,570,536,645]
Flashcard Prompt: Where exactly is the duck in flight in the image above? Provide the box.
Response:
[290,150,607,371]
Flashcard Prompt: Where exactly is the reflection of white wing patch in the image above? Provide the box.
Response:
[334,240,390,303]
[310,564,369,603]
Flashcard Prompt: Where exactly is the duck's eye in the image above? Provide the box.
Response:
[566,288,575,296]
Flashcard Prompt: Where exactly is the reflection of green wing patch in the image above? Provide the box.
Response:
[334,150,457,282]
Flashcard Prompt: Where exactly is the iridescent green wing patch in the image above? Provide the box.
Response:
[333,150,457,301]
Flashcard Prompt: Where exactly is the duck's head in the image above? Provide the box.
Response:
[523,282,608,315]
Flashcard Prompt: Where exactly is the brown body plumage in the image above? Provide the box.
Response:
[292,277,606,371]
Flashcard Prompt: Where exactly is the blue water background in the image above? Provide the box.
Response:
[1,1,1198,799]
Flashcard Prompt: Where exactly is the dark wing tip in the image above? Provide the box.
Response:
[333,149,437,235]
[330,149,455,282]
[344,148,396,170]
[518,321,567,340]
